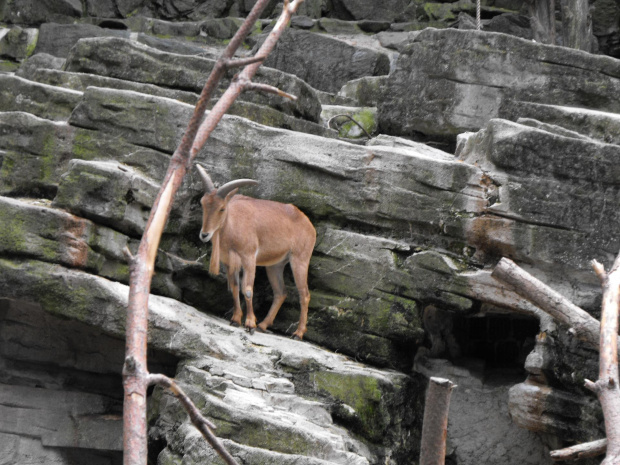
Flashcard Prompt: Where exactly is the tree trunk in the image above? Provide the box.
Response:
[561,0,592,51]
[419,377,456,465]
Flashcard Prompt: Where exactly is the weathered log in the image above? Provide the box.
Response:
[492,257,602,351]
[550,438,607,461]
[419,377,456,465]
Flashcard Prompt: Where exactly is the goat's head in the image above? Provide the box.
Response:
[196,164,259,243]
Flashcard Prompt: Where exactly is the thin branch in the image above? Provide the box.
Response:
[240,79,298,100]
[585,379,599,393]
[148,374,239,465]
[592,259,608,285]
[159,249,208,267]
[190,0,306,157]
[225,55,267,69]
[123,246,135,263]
[550,438,607,461]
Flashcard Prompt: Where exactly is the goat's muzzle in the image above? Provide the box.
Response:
[199,231,213,242]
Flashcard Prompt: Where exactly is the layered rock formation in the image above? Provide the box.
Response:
[1,1,620,465]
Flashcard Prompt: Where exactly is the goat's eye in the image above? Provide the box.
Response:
[220,208,225,212]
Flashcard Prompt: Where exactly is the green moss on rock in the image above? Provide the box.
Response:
[312,371,388,441]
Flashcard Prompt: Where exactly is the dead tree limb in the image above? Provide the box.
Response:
[550,438,607,461]
[419,377,456,465]
[585,253,620,464]
[122,1,305,464]
[492,257,602,351]
[148,374,237,465]
[494,255,620,462]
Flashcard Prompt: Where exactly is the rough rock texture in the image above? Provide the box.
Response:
[0,74,82,121]
[330,0,412,22]
[0,26,38,61]
[0,0,83,26]
[256,29,391,93]
[64,37,322,123]
[2,1,620,465]
[0,261,420,465]
[379,28,620,139]
[337,76,387,107]
[34,22,130,57]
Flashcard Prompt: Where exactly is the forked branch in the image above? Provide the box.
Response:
[493,254,620,463]
[123,1,306,464]
[589,253,620,465]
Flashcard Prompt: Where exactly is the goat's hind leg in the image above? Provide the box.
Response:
[257,261,287,333]
[290,255,311,340]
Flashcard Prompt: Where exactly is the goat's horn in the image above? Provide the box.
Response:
[217,179,259,198]
[195,164,215,193]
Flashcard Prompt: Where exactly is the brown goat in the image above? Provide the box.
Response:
[196,164,316,340]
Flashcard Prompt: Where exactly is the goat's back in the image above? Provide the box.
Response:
[224,195,315,262]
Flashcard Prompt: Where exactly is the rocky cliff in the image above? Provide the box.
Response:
[1,1,619,465]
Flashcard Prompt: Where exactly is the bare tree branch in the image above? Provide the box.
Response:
[241,79,298,101]
[593,252,620,465]
[225,55,267,69]
[148,374,239,465]
[122,1,306,464]
[550,438,607,461]
[419,377,456,465]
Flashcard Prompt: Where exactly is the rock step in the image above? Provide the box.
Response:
[0,257,416,463]
[254,29,391,94]
[379,28,620,139]
[0,384,121,451]
[0,74,83,121]
[64,36,321,123]
[500,100,620,147]
[157,365,369,464]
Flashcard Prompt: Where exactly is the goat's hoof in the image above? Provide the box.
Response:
[291,334,302,341]
[246,327,255,335]
[230,320,241,327]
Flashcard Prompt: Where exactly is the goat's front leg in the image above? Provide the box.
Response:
[241,258,257,333]
[227,268,243,327]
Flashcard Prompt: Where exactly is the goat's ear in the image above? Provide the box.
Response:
[224,188,239,203]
